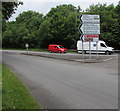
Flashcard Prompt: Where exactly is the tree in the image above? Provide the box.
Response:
[3,11,44,48]
[16,11,44,48]
[112,2,120,49]
[2,21,29,48]
[2,1,23,21]
[85,3,120,49]
[2,1,23,33]
[37,4,80,48]
[16,11,43,33]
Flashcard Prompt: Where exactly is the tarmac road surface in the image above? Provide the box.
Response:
[1,52,118,109]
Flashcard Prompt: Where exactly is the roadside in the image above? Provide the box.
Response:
[21,51,118,63]
[2,48,78,54]
[2,64,40,109]
[1,49,118,63]
[2,48,120,53]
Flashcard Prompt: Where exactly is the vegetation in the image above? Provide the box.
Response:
[37,4,80,48]
[2,2,120,49]
[2,1,23,32]
[2,1,23,21]
[84,3,120,49]
[0,64,2,110]
[2,64,40,109]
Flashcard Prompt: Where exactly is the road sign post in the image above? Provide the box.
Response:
[79,14,100,59]
[96,41,98,59]
[25,43,29,53]
[82,41,84,59]
[89,41,91,59]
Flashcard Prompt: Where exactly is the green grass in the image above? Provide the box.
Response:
[2,48,48,52]
[2,64,40,109]
[2,48,26,51]
[29,48,48,52]
[2,48,77,53]
[67,51,77,53]
[0,64,2,110]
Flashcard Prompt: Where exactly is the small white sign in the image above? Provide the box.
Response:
[25,43,29,48]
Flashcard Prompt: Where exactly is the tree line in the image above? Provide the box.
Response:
[2,2,120,49]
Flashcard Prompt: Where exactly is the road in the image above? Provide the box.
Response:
[2,52,118,109]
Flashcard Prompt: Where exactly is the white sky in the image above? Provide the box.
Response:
[9,0,119,21]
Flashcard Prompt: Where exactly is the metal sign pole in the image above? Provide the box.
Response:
[89,41,91,59]
[96,41,98,59]
[82,40,84,59]
[25,43,29,53]
[26,47,28,53]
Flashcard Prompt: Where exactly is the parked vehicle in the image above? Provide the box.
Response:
[48,44,67,53]
[77,40,114,55]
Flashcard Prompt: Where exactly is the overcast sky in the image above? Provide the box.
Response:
[9,0,119,21]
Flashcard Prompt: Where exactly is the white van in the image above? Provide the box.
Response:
[77,40,114,54]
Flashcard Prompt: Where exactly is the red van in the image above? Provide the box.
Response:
[48,44,67,53]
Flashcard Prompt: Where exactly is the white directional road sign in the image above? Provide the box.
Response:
[81,15,100,23]
[79,14,100,37]
[80,23,100,34]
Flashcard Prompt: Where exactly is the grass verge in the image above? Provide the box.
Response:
[2,64,40,109]
[2,48,48,52]
[2,48,77,53]
[0,64,2,110]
